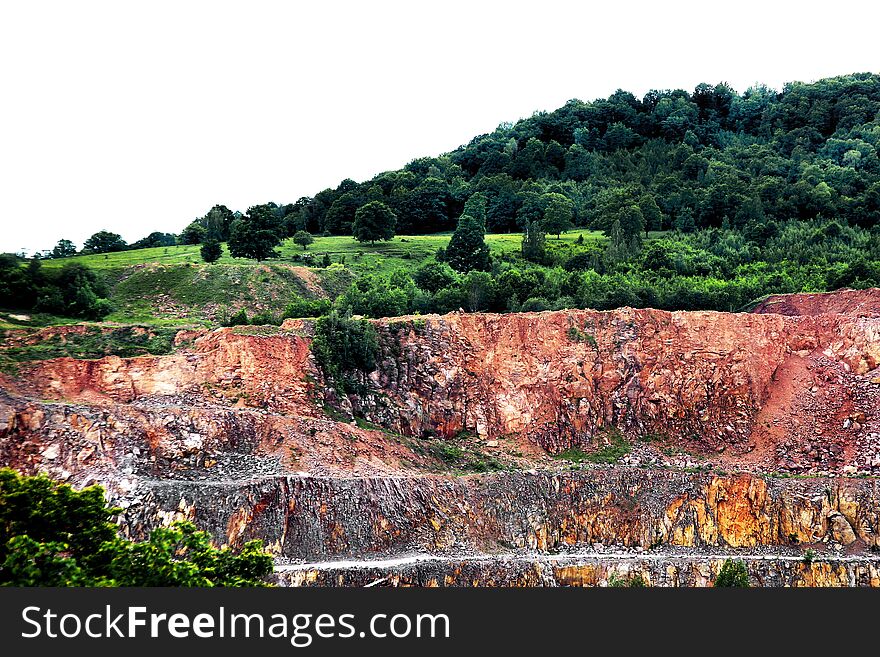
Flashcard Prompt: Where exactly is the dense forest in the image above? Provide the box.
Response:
[285,73,880,237]
[6,73,880,321]
[232,73,880,317]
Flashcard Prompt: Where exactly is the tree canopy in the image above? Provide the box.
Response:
[0,468,272,587]
[352,201,397,244]
[227,205,286,261]
[83,231,127,254]
[444,214,490,273]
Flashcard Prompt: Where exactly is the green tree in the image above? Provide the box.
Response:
[227,205,285,261]
[714,559,750,587]
[521,219,547,262]
[200,204,237,241]
[83,230,127,254]
[674,208,697,233]
[542,193,575,238]
[352,201,397,244]
[445,215,490,273]
[0,468,273,586]
[180,220,206,245]
[414,259,457,293]
[293,230,315,250]
[200,239,222,264]
[639,195,664,235]
[132,232,177,249]
[50,239,77,259]
[463,192,488,230]
[618,205,646,253]
[463,271,494,311]
[311,312,379,385]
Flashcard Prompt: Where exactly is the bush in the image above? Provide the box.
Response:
[521,297,551,312]
[413,260,457,293]
[226,309,249,326]
[249,311,279,326]
[283,297,331,319]
[0,469,272,586]
[608,572,647,587]
[714,559,750,587]
[311,312,380,386]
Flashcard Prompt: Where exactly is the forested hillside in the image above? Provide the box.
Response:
[6,73,880,326]
[287,73,880,236]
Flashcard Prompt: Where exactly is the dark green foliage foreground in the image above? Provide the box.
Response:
[0,469,273,587]
[0,256,110,320]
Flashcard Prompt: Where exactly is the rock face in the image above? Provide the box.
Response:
[355,309,880,461]
[126,470,880,559]
[3,289,880,586]
[753,287,880,317]
[277,555,880,588]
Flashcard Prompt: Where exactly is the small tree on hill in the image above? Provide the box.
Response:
[542,193,575,238]
[521,219,547,263]
[227,205,285,261]
[353,201,397,244]
[445,215,490,273]
[293,230,314,250]
[200,239,222,264]
[51,239,77,259]
[180,220,206,245]
[83,230,127,254]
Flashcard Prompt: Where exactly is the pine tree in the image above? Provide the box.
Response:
[200,239,222,264]
[445,215,490,273]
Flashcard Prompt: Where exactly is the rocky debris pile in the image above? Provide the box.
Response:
[753,288,880,317]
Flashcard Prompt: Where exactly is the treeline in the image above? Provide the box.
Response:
[44,74,880,260]
[0,255,110,320]
[225,219,880,326]
[277,73,880,239]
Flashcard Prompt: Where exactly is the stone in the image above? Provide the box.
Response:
[828,512,857,546]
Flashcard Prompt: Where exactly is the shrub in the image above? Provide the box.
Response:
[521,297,551,312]
[283,297,331,319]
[311,312,380,386]
[226,309,249,326]
[0,469,272,586]
[608,573,647,587]
[714,559,750,587]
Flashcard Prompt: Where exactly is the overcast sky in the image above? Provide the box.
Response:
[1,0,878,254]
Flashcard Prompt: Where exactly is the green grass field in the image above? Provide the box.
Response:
[41,229,612,274]
[26,229,632,327]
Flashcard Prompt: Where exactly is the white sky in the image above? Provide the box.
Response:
[1,0,878,254]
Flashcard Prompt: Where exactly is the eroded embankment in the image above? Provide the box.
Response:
[4,290,880,585]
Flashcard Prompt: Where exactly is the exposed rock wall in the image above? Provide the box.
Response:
[355,309,880,460]
[5,299,880,469]
[125,471,880,559]
[278,555,880,587]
